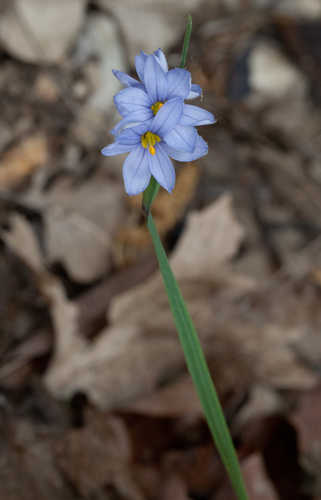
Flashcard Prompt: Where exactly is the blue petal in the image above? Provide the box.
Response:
[162,134,208,162]
[180,104,216,127]
[143,55,168,103]
[101,141,135,156]
[187,84,202,99]
[148,144,175,192]
[111,112,153,136]
[163,125,197,152]
[112,69,142,88]
[114,87,152,117]
[153,49,168,72]
[115,127,142,145]
[135,51,148,81]
[122,145,151,195]
[167,68,191,99]
[151,97,183,137]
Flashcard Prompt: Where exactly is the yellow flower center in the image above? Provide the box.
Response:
[151,101,164,115]
[141,131,161,155]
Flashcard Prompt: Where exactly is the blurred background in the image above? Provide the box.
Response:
[1,0,321,498]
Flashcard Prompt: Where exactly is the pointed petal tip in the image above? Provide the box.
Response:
[162,134,208,162]
[123,146,151,196]
[208,112,216,124]
[187,84,202,100]
[143,54,168,102]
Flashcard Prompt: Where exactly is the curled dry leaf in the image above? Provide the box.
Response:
[8,197,317,412]
[3,214,87,367]
[45,323,184,408]
[170,193,245,278]
[234,385,286,432]
[34,171,126,283]
[44,194,252,408]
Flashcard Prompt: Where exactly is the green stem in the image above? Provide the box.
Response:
[147,212,248,499]
[140,13,248,499]
[143,176,160,213]
[180,14,193,68]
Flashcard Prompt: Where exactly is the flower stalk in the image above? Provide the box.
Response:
[142,16,249,500]
[101,12,248,499]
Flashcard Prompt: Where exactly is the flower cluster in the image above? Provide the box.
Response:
[101,49,215,195]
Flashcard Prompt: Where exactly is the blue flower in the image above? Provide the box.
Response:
[111,49,215,135]
[113,48,201,98]
[101,97,209,195]
[101,49,215,196]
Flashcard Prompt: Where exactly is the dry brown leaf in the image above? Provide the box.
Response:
[2,214,180,407]
[45,323,183,408]
[44,194,251,407]
[3,214,87,366]
[234,385,286,431]
[0,134,48,189]
[11,194,317,411]
[170,193,244,278]
[44,194,318,408]
[43,171,126,282]
[0,405,142,500]
[4,213,45,273]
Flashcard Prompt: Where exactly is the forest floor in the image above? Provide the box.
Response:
[0,1,321,499]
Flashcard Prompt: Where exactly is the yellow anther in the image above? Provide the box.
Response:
[141,135,148,149]
[151,101,164,115]
[141,131,161,155]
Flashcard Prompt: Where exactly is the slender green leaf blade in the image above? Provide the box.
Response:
[180,14,193,68]
[147,212,248,500]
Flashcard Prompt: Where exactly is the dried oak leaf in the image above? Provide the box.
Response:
[3,214,87,367]
[6,197,318,413]
[43,171,126,282]
[44,194,249,408]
